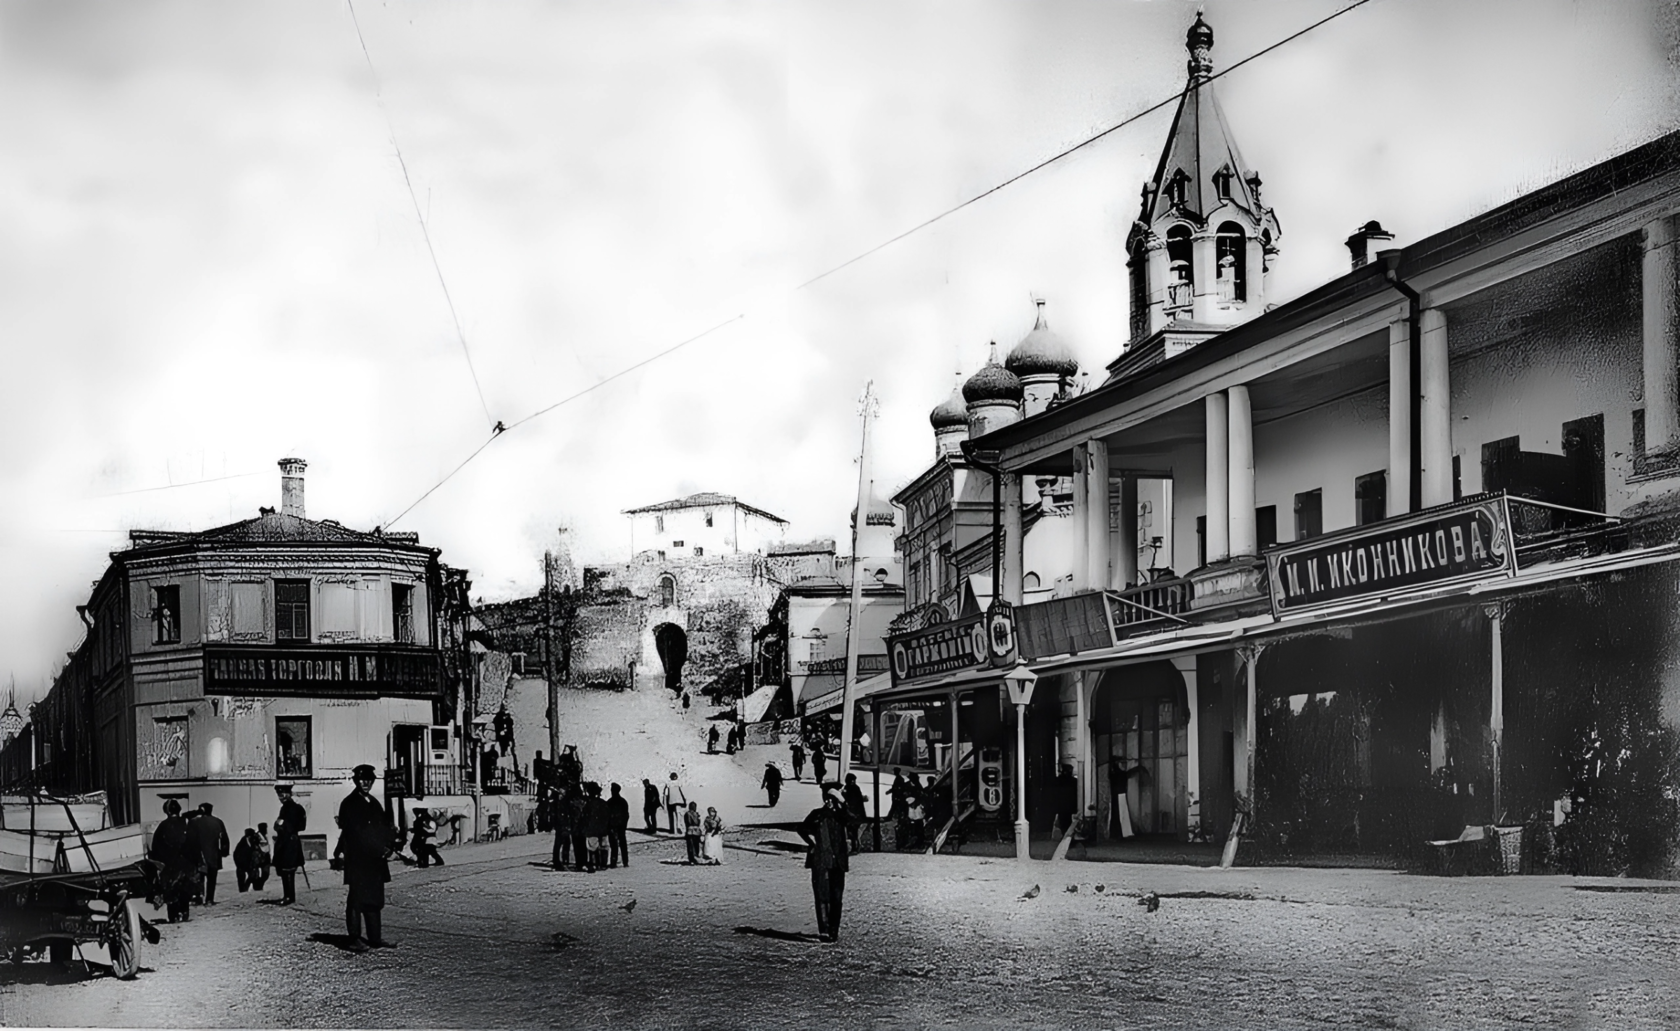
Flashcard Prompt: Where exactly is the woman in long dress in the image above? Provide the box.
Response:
[701,806,725,865]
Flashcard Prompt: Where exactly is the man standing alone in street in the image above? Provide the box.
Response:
[641,779,660,834]
[333,764,394,952]
[1053,764,1079,841]
[761,762,784,807]
[273,784,307,906]
[799,788,855,942]
[193,803,230,905]
[663,772,687,834]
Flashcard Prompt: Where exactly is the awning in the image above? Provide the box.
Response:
[802,670,895,716]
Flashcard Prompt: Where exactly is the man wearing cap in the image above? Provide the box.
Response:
[272,783,308,905]
[333,764,394,952]
[798,787,857,943]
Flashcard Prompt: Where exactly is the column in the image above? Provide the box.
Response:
[1486,604,1505,821]
[1145,238,1168,336]
[1086,441,1111,591]
[1191,230,1217,322]
[1388,318,1413,516]
[1170,655,1201,839]
[1114,476,1139,589]
[1644,216,1680,455]
[1419,308,1452,507]
[1002,474,1024,604]
[1227,385,1256,556]
[1070,444,1091,591]
[1205,394,1230,563]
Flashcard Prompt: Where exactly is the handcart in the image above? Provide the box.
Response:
[0,791,158,979]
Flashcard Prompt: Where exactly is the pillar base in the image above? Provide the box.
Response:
[1015,819,1032,862]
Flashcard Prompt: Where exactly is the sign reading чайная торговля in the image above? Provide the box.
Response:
[1266,496,1516,615]
[203,644,442,699]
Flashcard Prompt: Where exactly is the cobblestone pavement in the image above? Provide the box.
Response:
[3,829,1678,1030]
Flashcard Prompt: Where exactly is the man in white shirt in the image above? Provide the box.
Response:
[662,772,687,834]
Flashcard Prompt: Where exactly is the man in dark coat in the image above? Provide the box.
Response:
[193,802,230,905]
[333,764,394,952]
[410,807,444,868]
[148,799,196,923]
[641,779,660,834]
[799,788,856,942]
[552,785,579,870]
[273,784,308,905]
[761,762,784,807]
[707,724,720,754]
[811,747,828,786]
[606,783,631,868]
[842,774,868,854]
[790,741,806,781]
[233,828,268,893]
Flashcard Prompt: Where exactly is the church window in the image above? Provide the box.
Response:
[657,574,677,608]
[1216,222,1247,304]
[1213,167,1233,201]
[1165,171,1189,208]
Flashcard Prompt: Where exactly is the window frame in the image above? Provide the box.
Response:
[274,715,313,779]
[274,579,311,642]
[151,585,181,645]
[393,583,415,644]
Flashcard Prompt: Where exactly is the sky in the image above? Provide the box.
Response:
[0,0,1675,699]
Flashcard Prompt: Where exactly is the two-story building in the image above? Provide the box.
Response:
[0,458,474,848]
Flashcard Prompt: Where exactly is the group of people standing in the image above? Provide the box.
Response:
[705,722,746,754]
[646,771,724,864]
[145,781,310,924]
[550,780,632,872]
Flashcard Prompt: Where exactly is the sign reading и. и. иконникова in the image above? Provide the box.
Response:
[1265,496,1517,615]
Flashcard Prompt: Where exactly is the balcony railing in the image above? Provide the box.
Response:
[1107,577,1194,638]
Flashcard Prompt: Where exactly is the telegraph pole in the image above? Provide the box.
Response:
[543,551,561,765]
[838,382,877,784]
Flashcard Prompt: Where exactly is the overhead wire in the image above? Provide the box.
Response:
[376,0,1379,528]
[346,0,497,432]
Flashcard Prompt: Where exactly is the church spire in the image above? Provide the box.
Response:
[1124,15,1281,345]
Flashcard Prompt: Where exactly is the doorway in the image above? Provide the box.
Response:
[1092,663,1189,838]
[653,622,688,694]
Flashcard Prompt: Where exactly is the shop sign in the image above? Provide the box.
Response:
[1266,496,1515,615]
[985,599,1018,667]
[889,615,988,685]
[205,645,442,699]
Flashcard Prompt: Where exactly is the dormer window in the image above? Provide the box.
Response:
[1213,167,1234,201]
[1215,222,1247,304]
[1165,170,1189,208]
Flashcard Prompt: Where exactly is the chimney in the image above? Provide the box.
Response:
[278,457,307,518]
[1346,220,1395,270]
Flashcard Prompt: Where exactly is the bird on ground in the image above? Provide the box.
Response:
[1094,884,1106,893]
[622,899,637,914]
[1065,885,1079,893]
[1139,892,1160,913]
[1019,885,1041,900]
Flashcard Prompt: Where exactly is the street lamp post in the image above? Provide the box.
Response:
[1003,662,1038,862]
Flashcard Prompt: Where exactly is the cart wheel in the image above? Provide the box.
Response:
[108,900,141,980]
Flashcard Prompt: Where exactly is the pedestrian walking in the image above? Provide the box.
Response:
[148,799,196,923]
[233,827,269,893]
[410,807,445,868]
[798,788,856,943]
[790,741,806,780]
[332,764,394,952]
[607,783,631,868]
[707,725,720,754]
[663,772,687,833]
[273,784,307,905]
[811,747,828,785]
[842,774,867,853]
[581,782,610,873]
[641,778,660,834]
[904,773,926,851]
[682,801,703,864]
[192,802,230,905]
[701,807,725,865]
[552,785,579,870]
[761,762,784,807]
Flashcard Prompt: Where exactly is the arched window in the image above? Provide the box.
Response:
[1165,225,1194,312]
[1023,572,1042,593]
[657,574,676,608]
[1216,222,1247,304]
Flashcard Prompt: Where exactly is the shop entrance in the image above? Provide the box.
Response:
[1092,663,1189,839]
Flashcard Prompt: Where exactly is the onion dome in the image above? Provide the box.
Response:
[1186,13,1214,54]
[0,690,21,743]
[851,492,898,529]
[1005,299,1079,378]
[930,374,968,429]
[962,343,1023,404]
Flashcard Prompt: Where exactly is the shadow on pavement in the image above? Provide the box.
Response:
[308,932,371,952]
[732,926,825,944]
